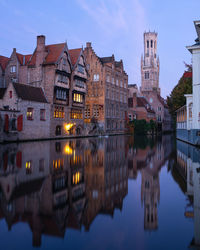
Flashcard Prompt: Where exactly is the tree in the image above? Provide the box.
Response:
[167,64,192,117]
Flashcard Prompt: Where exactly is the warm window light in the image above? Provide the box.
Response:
[73,172,80,185]
[64,123,74,131]
[64,144,73,155]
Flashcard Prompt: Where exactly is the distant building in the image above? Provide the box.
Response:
[140,31,172,131]
[128,94,156,122]
[176,20,200,145]
[0,56,9,88]
[83,42,128,134]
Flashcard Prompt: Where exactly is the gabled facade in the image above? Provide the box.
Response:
[83,42,128,134]
[0,56,9,88]
[0,82,50,142]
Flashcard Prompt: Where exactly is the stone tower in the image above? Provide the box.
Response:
[140,32,160,94]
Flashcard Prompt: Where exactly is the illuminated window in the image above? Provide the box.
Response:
[10,66,16,73]
[40,109,45,121]
[53,158,64,170]
[27,107,33,120]
[54,106,65,118]
[78,64,84,74]
[26,161,32,174]
[93,74,99,81]
[73,93,83,103]
[71,109,83,119]
[72,172,81,185]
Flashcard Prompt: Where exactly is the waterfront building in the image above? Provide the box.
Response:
[0,81,50,141]
[140,31,172,131]
[176,21,200,145]
[0,35,88,141]
[83,42,128,134]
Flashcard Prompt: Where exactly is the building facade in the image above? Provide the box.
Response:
[140,31,172,131]
[176,21,200,145]
[83,42,128,134]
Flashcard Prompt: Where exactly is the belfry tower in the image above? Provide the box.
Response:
[140,32,160,94]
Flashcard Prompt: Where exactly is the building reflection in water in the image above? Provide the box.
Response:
[172,140,200,248]
[0,135,174,247]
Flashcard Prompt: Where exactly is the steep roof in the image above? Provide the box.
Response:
[12,82,48,103]
[28,43,66,66]
[16,53,32,65]
[137,97,155,114]
[69,48,82,66]
[157,94,168,108]
[0,55,9,71]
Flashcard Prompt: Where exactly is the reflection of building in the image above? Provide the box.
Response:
[0,136,129,247]
[176,21,200,145]
[174,140,200,247]
[127,135,173,230]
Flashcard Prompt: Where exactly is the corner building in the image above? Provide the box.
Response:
[83,42,128,133]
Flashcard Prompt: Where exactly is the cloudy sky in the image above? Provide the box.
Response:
[0,0,199,97]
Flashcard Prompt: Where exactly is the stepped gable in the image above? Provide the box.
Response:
[69,48,82,66]
[0,55,9,71]
[12,82,48,103]
[137,96,155,113]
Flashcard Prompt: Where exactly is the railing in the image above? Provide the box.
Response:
[177,122,187,129]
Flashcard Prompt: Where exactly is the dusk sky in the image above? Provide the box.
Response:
[0,0,200,97]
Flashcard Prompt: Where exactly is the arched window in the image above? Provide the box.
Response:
[151,40,153,48]
[147,40,149,48]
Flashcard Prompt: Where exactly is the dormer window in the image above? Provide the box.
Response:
[10,66,16,73]
[63,58,66,65]
[78,64,84,74]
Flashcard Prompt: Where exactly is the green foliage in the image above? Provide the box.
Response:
[129,119,157,135]
[167,73,192,116]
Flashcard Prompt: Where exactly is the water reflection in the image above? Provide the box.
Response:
[172,140,200,248]
[0,135,175,248]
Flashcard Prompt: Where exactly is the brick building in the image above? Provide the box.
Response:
[0,35,88,140]
[128,94,156,122]
[83,42,128,134]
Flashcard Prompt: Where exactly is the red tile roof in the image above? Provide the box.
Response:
[0,55,9,71]
[183,71,192,78]
[137,97,155,114]
[69,48,82,66]
[28,43,66,66]
[12,82,48,103]
[16,53,32,65]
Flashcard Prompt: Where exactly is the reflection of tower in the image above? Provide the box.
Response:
[141,166,160,230]
[140,32,160,94]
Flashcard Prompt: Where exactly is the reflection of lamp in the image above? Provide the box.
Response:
[64,144,73,155]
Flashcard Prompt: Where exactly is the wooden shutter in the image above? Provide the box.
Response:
[17,115,23,131]
[4,114,9,132]
[16,151,22,168]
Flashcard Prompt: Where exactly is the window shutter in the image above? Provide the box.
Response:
[16,151,22,168]
[4,114,9,132]
[17,115,23,131]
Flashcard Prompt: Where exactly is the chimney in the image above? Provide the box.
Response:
[86,42,91,48]
[36,35,46,67]
[37,35,45,51]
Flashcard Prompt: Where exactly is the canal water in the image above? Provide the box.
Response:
[0,135,199,249]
